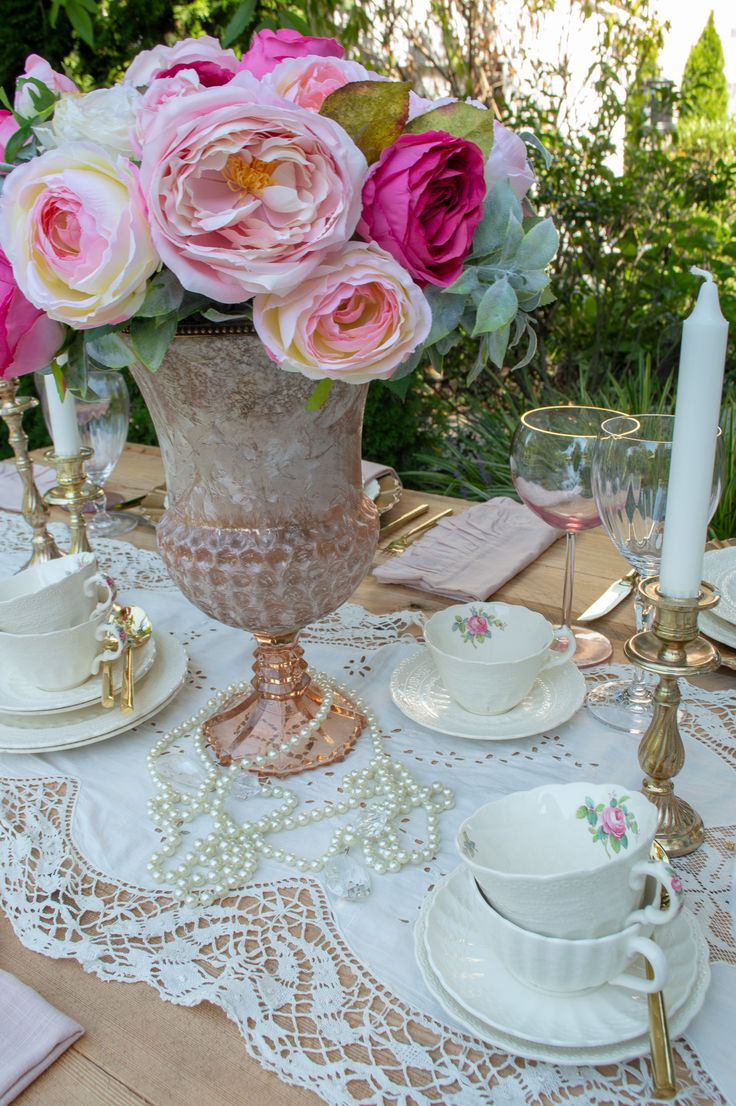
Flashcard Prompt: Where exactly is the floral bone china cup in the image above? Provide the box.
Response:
[0,552,114,633]
[424,602,575,715]
[457,782,683,938]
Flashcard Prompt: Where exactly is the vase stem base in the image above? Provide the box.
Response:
[203,677,366,777]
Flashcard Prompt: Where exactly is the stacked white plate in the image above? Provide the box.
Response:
[700,547,736,648]
[415,865,710,1064]
[0,631,188,754]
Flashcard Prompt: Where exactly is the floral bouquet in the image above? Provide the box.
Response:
[0,30,557,400]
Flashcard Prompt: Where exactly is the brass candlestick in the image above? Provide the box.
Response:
[44,447,102,555]
[0,379,63,569]
[624,576,720,857]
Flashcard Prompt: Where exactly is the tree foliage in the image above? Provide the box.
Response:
[680,12,729,124]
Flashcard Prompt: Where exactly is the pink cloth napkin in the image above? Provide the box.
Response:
[361,459,396,486]
[373,496,562,601]
[0,462,56,513]
[0,970,83,1105]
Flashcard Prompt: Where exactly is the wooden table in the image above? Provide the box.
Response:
[2,445,724,1105]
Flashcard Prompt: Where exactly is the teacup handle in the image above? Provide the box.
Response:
[625,859,684,928]
[84,573,117,618]
[608,935,669,994]
[541,626,576,670]
[90,621,126,676]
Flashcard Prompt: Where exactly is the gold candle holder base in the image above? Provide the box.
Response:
[624,576,720,857]
[0,379,63,570]
[44,447,102,555]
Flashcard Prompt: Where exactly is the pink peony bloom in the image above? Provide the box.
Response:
[357,130,486,287]
[0,247,64,379]
[600,805,627,839]
[466,614,489,635]
[0,142,159,329]
[139,72,367,303]
[265,54,383,112]
[486,120,535,201]
[14,55,77,118]
[0,111,19,161]
[239,28,344,80]
[133,70,207,157]
[253,240,431,384]
[123,36,239,89]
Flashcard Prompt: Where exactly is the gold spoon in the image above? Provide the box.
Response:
[116,605,153,715]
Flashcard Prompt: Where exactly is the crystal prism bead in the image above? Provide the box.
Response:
[157,748,206,791]
[323,853,372,902]
[231,774,262,801]
[355,801,392,840]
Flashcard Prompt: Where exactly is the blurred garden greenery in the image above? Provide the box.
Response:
[2,0,735,536]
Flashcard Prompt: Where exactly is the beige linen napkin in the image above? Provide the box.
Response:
[361,459,397,485]
[373,496,562,601]
[0,970,83,1105]
[0,462,56,513]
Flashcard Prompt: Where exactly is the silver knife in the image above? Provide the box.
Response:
[577,569,638,622]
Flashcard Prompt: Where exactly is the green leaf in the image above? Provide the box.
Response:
[620,834,628,849]
[472,181,522,258]
[519,129,552,168]
[510,322,537,369]
[501,213,524,262]
[445,268,481,296]
[130,313,177,372]
[383,370,416,399]
[595,803,605,812]
[64,332,92,397]
[472,278,517,336]
[86,331,136,369]
[136,269,185,318]
[65,0,95,46]
[537,286,556,307]
[320,80,411,165]
[487,322,510,368]
[587,810,598,826]
[424,287,466,345]
[514,218,559,270]
[404,101,494,158]
[3,125,30,164]
[305,378,333,411]
[386,347,424,383]
[610,835,621,853]
[575,805,588,819]
[222,0,256,48]
[610,797,618,807]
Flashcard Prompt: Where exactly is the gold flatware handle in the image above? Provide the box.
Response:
[386,508,453,551]
[646,957,677,1099]
[120,645,134,715]
[101,660,115,709]
[379,504,429,538]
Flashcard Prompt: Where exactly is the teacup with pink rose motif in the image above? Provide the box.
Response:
[457,781,683,939]
[424,602,576,715]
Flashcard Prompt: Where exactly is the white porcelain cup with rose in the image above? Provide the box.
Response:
[424,602,576,715]
[457,781,683,939]
[0,552,114,633]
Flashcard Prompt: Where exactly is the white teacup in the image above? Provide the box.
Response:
[0,553,114,633]
[457,782,683,938]
[476,883,669,995]
[424,602,576,715]
[0,598,124,691]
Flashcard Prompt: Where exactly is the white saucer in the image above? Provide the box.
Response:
[699,607,736,649]
[0,632,188,754]
[703,548,736,625]
[390,649,585,740]
[0,636,157,716]
[416,866,709,1063]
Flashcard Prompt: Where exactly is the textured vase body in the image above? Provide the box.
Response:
[131,332,378,638]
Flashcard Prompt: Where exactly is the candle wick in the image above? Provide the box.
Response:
[690,265,713,283]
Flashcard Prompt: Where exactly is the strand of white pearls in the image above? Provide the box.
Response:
[146,668,454,907]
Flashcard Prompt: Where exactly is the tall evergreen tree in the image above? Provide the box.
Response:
[680,11,729,122]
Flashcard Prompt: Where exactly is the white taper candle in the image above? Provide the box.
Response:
[43,371,82,457]
[659,268,729,599]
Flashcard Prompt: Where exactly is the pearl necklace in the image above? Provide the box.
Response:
[147,668,454,906]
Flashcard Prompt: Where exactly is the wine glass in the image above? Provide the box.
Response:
[510,405,626,667]
[36,369,138,538]
[588,413,723,732]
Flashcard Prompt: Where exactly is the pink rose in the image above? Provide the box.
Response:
[153,59,236,87]
[486,120,535,201]
[600,805,627,839]
[253,240,430,384]
[239,28,344,80]
[0,142,159,328]
[140,73,367,303]
[133,70,206,157]
[357,130,486,287]
[0,247,63,380]
[14,55,76,118]
[0,111,19,161]
[265,55,383,112]
[670,874,683,895]
[466,614,489,635]
[123,36,239,89]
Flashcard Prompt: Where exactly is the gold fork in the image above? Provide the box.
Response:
[384,508,453,553]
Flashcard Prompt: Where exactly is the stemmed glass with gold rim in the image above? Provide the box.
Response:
[510,405,626,667]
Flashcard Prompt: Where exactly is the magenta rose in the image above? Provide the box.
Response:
[600,805,627,839]
[239,29,344,80]
[357,130,486,287]
[466,614,489,635]
[0,247,63,380]
[123,36,239,89]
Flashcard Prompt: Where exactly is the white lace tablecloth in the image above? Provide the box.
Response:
[0,513,734,1106]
